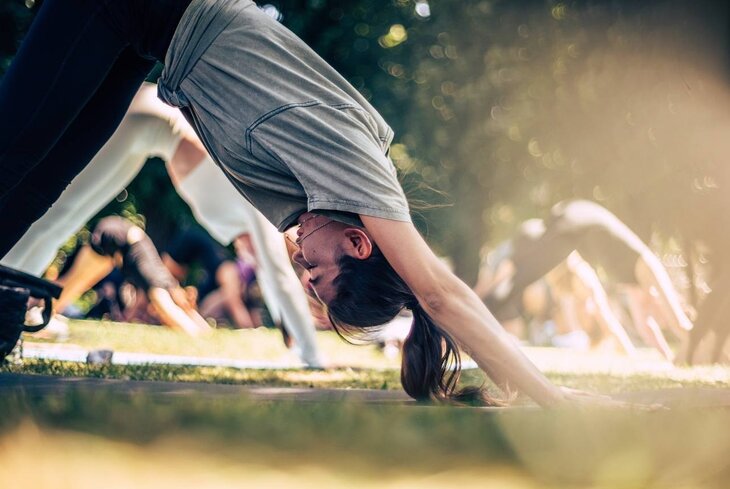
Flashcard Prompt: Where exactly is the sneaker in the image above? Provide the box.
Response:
[28,315,70,342]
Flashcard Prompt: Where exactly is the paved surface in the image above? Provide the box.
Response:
[8,341,730,408]
[614,387,730,408]
[0,372,412,403]
[20,342,310,369]
[3,372,730,409]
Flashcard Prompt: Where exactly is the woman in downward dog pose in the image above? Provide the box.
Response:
[2,0,611,405]
[475,200,693,362]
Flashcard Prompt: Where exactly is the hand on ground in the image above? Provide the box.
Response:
[559,386,666,410]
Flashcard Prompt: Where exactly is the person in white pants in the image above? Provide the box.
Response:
[1,83,323,368]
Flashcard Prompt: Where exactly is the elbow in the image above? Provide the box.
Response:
[410,260,470,315]
[417,279,463,315]
[420,290,445,312]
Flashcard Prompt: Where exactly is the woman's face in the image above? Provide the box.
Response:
[291,213,372,304]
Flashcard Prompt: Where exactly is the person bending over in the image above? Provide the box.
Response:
[55,216,211,336]
[2,0,625,405]
[475,227,637,355]
[476,200,692,361]
[163,228,257,329]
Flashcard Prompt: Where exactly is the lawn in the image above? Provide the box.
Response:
[2,319,730,488]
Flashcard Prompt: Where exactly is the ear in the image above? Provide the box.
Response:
[343,228,373,260]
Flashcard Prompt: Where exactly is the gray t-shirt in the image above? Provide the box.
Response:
[158,0,411,231]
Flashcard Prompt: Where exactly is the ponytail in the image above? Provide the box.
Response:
[401,302,498,405]
[328,248,500,406]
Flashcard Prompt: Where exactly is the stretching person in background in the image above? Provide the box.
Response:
[56,216,211,336]
[475,200,693,361]
[2,83,323,367]
[684,265,730,364]
[546,252,635,353]
[2,0,621,405]
[163,228,257,329]
[475,224,637,355]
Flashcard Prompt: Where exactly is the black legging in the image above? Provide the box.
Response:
[0,0,189,256]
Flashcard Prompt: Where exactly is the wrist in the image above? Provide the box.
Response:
[536,384,569,407]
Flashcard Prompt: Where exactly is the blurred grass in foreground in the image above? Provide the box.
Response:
[4,319,730,488]
[2,388,730,488]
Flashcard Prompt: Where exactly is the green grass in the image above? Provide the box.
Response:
[26,318,399,367]
[4,319,730,488]
[3,385,730,488]
[14,319,730,395]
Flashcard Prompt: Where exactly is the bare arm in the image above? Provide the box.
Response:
[215,261,256,329]
[165,137,208,187]
[361,216,565,406]
[148,287,211,336]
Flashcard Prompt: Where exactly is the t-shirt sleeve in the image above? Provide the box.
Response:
[248,103,411,223]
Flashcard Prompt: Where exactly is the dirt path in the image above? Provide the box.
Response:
[0,372,411,403]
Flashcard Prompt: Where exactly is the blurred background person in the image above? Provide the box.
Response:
[77,269,127,322]
[684,254,730,364]
[55,216,211,336]
[475,200,693,361]
[162,227,258,330]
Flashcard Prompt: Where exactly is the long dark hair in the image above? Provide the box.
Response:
[327,247,500,406]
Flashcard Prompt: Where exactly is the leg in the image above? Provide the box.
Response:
[0,0,130,198]
[240,208,324,367]
[0,48,153,256]
[635,254,694,335]
[560,253,637,355]
[625,287,675,361]
[2,114,154,275]
[579,276,637,356]
[215,261,256,329]
[171,155,323,366]
[148,287,210,336]
[55,245,115,312]
[687,268,730,364]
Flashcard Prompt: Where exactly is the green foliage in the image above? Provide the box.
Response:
[0,0,36,75]
[269,0,729,281]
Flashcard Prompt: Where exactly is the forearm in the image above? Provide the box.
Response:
[361,216,564,406]
[422,275,564,406]
[148,287,205,336]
